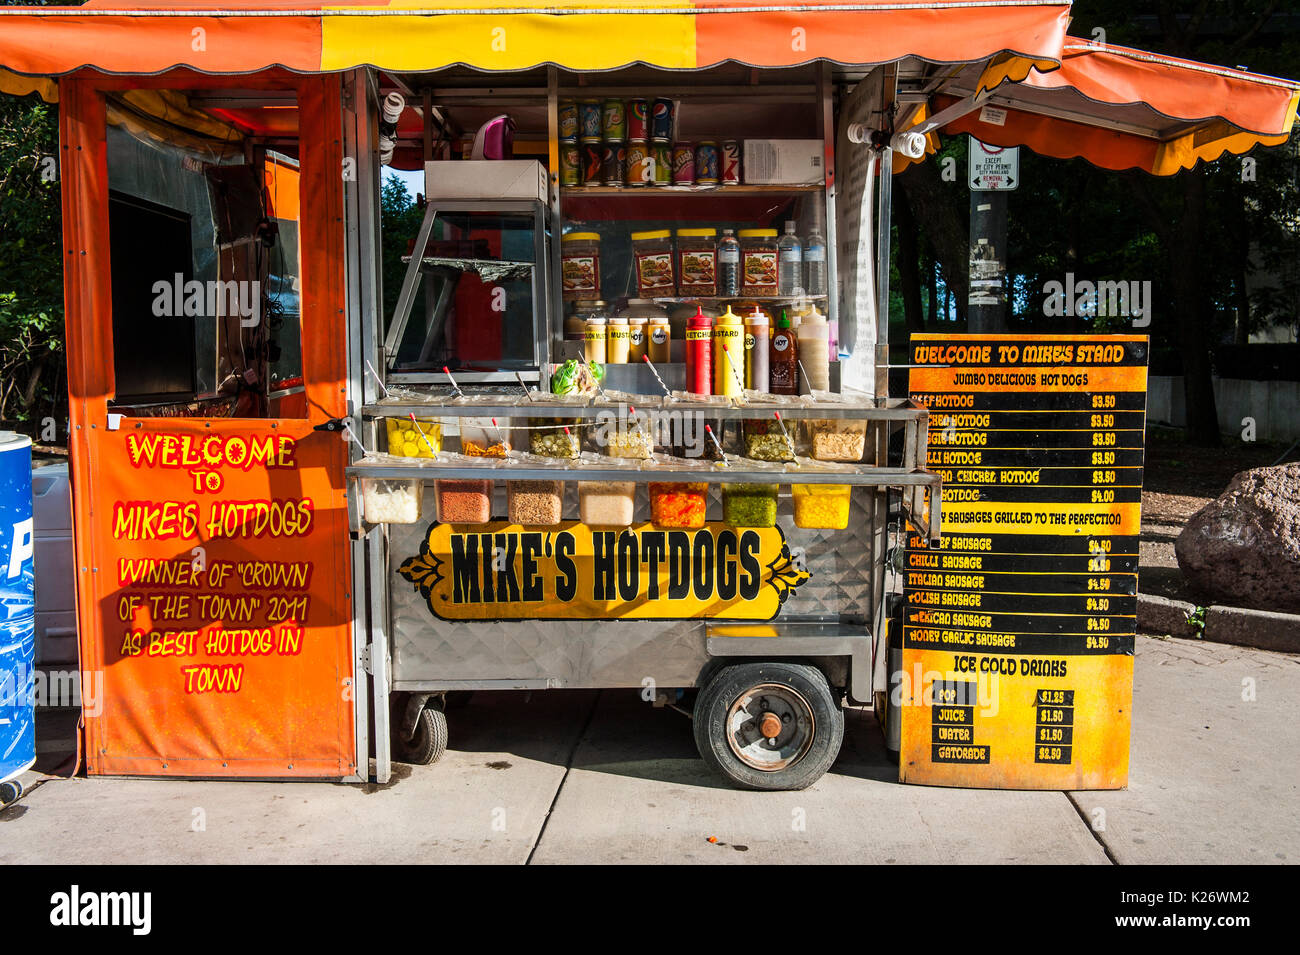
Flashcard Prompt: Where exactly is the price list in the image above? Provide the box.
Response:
[898,334,1147,790]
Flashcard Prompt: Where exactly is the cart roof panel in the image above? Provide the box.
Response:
[903,39,1300,175]
[0,0,1068,78]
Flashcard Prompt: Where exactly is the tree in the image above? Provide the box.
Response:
[0,90,63,438]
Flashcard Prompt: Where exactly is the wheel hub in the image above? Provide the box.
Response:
[725,684,815,772]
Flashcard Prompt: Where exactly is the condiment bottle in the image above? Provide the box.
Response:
[712,306,745,397]
[585,317,607,364]
[744,307,769,393]
[627,316,648,363]
[685,307,713,396]
[769,311,799,395]
[607,316,631,363]
[647,316,671,364]
[797,306,830,392]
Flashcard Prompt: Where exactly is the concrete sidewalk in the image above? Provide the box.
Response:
[1,635,1295,865]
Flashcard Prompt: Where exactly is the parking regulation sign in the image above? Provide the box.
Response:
[969,137,1019,190]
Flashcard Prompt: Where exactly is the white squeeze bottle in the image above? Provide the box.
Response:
[777,221,803,296]
[797,305,830,392]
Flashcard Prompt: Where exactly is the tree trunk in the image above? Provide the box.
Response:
[897,164,969,323]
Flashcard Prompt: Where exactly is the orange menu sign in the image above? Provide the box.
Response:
[901,334,1147,790]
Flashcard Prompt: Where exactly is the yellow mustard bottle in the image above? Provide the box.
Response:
[712,306,745,397]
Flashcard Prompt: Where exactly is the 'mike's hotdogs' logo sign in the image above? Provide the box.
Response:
[398,522,810,621]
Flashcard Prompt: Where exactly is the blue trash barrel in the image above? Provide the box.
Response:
[0,432,36,784]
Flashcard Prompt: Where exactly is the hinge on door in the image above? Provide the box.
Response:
[361,644,372,675]
[314,417,348,433]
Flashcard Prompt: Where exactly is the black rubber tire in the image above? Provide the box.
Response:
[693,662,843,791]
[393,701,448,765]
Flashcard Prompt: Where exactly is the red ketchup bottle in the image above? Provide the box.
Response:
[685,307,713,395]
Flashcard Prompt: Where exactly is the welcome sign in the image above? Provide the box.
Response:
[398,522,810,621]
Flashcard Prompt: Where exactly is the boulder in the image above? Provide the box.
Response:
[1175,464,1300,613]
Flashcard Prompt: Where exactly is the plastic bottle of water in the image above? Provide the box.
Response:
[777,221,803,296]
[718,229,741,297]
[804,226,828,298]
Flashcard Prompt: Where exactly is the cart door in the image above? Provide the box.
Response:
[61,75,357,778]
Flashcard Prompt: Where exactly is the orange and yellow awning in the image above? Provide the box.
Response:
[0,0,1068,78]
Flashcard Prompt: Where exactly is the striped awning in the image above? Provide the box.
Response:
[0,0,1069,78]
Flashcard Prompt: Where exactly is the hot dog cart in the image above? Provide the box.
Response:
[0,1,1295,791]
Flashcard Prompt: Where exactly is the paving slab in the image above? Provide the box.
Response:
[0,691,592,865]
[1070,635,1300,865]
[528,692,1109,865]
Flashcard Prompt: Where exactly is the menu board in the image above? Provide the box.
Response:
[900,334,1147,789]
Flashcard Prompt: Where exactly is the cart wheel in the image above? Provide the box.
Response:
[0,780,21,805]
[694,662,843,791]
[393,700,448,766]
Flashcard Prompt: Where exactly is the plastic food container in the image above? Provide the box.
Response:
[649,482,708,529]
[605,424,654,459]
[579,481,636,526]
[791,483,852,530]
[632,229,676,298]
[743,419,796,462]
[806,419,867,462]
[435,479,493,525]
[647,316,671,364]
[508,480,564,526]
[361,478,424,525]
[627,317,648,363]
[722,483,778,528]
[459,417,510,457]
[676,228,718,296]
[529,418,581,458]
[385,417,441,457]
[739,228,779,295]
[561,232,601,302]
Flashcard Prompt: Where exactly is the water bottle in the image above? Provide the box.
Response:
[718,229,741,297]
[777,221,803,296]
[804,226,827,297]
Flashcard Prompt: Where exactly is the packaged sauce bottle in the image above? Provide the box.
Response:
[647,316,671,364]
[797,306,830,392]
[712,306,745,397]
[685,307,713,396]
[585,317,607,364]
[769,311,799,394]
[627,316,648,363]
[744,307,769,392]
[606,316,631,363]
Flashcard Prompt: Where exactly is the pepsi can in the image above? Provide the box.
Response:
[651,97,675,141]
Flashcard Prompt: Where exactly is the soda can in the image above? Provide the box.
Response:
[602,98,626,141]
[694,141,720,184]
[721,140,741,184]
[625,140,651,186]
[652,142,672,186]
[558,101,579,141]
[627,99,649,140]
[579,100,602,139]
[580,141,603,185]
[601,142,626,186]
[560,142,580,186]
[651,97,675,141]
[672,143,695,184]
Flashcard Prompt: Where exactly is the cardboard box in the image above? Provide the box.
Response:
[423,160,548,202]
[742,140,825,185]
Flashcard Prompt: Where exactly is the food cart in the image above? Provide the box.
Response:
[0,1,1295,791]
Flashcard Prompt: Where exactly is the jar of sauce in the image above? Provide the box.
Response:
[676,228,718,297]
[739,228,778,296]
[561,232,601,302]
[606,317,631,363]
[627,317,648,363]
[647,316,671,364]
[631,230,676,298]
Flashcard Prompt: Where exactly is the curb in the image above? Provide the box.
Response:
[1138,593,1300,654]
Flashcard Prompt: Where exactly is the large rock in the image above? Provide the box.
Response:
[1175,464,1300,613]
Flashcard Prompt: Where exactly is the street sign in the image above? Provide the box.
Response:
[969,137,1019,190]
